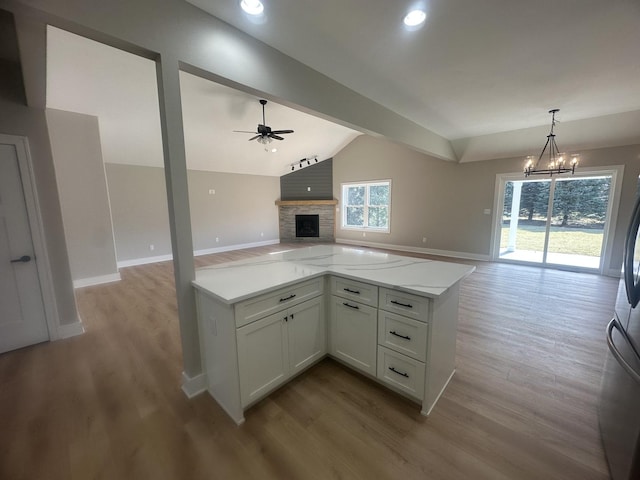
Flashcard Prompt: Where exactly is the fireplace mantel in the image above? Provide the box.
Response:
[275,199,338,206]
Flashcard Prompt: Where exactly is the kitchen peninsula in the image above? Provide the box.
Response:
[193,245,475,424]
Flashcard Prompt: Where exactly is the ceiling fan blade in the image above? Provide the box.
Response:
[269,134,284,140]
[248,135,261,141]
[233,130,258,134]
[270,129,294,134]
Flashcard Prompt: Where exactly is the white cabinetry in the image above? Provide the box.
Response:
[329,277,378,376]
[377,285,461,415]
[196,277,325,424]
[329,296,377,376]
[375,288,430,400]
[195,261,465,424]
[237,296,325,406]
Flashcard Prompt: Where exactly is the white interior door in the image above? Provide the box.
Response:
[0,143,49,353]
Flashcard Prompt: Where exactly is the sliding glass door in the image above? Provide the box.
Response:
[497,173,614,271]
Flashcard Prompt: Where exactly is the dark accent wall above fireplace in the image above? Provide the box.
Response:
[280,158,333,200]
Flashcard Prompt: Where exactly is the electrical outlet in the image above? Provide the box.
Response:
[307,186,311,192]
[362,232,366,237]
[208,189,216,195]
[483,208,491,215]
[422,237,427,243]
[215,237,219,243]
[260,232,264,237]
[149,244,155,251]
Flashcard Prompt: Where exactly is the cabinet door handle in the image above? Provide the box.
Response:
[283,315,288,322]
[389,367,409,378]
[391,300,413,309]
[390,330,411,341]
[342,302,359,310]
[279,294,296,302]
[343,287,360,294]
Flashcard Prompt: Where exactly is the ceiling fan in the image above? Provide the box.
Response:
[234,99,294,144]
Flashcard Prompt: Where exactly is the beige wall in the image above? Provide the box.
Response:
[104,163,171,262]
[46,108,118,282]
[105,164,279,262]
[187,169,279,251]
[334,135,640,272]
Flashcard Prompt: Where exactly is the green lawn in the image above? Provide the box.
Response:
[500,225,604,257]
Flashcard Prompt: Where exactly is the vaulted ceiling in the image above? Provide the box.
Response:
[45,1,640,175]
[187,0,640,160]
[45,27,360,177]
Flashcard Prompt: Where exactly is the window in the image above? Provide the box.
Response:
[341,180,391,232]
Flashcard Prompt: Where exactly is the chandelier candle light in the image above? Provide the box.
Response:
[523,109,579,177]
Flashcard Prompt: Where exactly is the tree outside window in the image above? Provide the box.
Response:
[342,181,391,232]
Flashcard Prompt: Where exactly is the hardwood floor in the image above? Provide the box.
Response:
[0,243,617,479]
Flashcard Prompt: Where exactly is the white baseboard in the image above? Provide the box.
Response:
[194,239,280,257]
[117,240,280,269]
[181,371,207,398]
[117,254,173,268]
[73,272,121,289]
[57,319,85,339]
[335,238,490,262]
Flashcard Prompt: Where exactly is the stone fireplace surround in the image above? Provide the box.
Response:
[276,199,338,242]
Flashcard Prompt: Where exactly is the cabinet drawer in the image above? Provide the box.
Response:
[330,276,378,307]
[235,277,324,327]
[378,287,429,322]
[378,310,428,362]
[377,346,425,400]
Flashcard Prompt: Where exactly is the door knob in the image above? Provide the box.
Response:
[10,255,31,263]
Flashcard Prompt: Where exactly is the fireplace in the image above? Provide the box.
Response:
[296,215,320,238]
[275,199,337,242]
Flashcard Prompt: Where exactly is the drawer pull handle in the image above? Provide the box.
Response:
[389,367,409,378]
[391,300,413,309]
[279,294,297,302]
[390,331,411,341]
[343,302,359,310]
[344,288,361,294]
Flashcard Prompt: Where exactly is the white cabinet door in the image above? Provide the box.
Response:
[329,296,377,376]
[288,296,326,375]
[237,311,289,407]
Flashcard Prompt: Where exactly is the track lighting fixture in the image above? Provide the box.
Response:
[287,155,320,173]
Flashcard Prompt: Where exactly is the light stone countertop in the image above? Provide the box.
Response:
[193,244,476,304]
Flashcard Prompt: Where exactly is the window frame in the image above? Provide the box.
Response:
[341,180,392,233]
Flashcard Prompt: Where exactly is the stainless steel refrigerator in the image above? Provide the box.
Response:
[599,195,640,480]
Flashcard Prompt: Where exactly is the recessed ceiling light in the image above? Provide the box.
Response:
[271,148,277,153]
[240,0,264,16]
[403,9,426,27]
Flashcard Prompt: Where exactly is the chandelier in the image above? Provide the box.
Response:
[524,109,579,177]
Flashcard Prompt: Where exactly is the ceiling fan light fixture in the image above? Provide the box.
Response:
[240,0,264,16]
[404,10,427,27]
[256,135,271,145]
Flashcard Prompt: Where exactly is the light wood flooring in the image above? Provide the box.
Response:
[0,243,618,479]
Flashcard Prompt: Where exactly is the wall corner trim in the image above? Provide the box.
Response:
[57,319,85,339]
[181,371,207,398]
[73,272,121,289]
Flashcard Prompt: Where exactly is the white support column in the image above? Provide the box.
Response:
[506,181,523,253]
[155,56,201,379]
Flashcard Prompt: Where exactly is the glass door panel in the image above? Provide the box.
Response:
[547,176,612,269]
[499,180,551,263]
